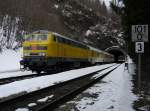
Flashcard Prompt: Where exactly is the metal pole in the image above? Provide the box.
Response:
[138,53,141,90]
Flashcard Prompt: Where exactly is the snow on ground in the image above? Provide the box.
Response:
[15,108,29,111]
[0,49,35,79]
[0,49,22,72]
[69,63,137,111]
[127,56,134,63]
[0,63,116,99]
[37,95,54,103]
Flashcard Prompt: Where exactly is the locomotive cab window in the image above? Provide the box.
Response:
[25,34,48,41]
[53,36,56,41]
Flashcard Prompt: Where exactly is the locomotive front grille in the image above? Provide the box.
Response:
[30,53,39,56]
[24,52,46,56]
[24,46,47,50]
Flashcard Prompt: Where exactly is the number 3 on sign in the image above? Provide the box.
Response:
[135,42,144,53]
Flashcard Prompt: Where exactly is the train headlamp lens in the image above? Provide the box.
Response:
[39,52,46,56]
[24,53,30,56]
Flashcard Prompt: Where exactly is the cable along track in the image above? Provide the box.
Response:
[0,64,120,111]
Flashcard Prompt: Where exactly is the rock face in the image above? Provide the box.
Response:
[0,0,123,50]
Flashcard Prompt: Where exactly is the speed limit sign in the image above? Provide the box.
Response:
[135,42,144,53]
[132,25,148,42]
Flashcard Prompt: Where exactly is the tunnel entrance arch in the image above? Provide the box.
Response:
[105,46,127,62]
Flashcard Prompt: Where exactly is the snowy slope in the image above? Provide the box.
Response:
[0,49,22,72]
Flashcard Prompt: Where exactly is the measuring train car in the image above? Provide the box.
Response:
[20,30,114,73]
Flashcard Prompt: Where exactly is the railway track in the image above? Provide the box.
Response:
[0,71,58,85]
[0,64,120,111]
[0,68,76,85]
[0,73,42,85]
[0,64,112,85]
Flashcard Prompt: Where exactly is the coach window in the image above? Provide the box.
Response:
[68,40,71,45]
[79,44,82,48]
[74,42,78,47]
[62,38,66,44]
[54,35,60,42]
[69,41,73,46]
[65,39,70,45]
[65,39,69,45]
[77,43,80,47]
[53,36,56,41]
[73,41,77,47]
[81,44,84,49]
[56,37,62,43]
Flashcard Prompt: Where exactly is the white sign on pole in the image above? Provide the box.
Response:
[132,25,148,42]
[132,25,148,90]
[135,42,144,53]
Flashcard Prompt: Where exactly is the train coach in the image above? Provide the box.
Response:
[20,30,114,73]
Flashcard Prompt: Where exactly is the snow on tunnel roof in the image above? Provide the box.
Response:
[88,46,113,56]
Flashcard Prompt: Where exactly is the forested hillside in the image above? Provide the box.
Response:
[0,0,122,51]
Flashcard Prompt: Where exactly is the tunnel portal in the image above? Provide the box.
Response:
[105,46,127,62]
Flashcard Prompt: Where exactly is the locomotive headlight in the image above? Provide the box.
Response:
[39,52,46,56]
[24,52,30,56]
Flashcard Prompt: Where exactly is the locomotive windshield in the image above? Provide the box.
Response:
[25,34,48,41]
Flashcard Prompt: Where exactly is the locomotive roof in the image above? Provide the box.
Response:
[31,30,112,55]
[53,32,87,46]
[88,45,112,56]
[32,30,50,34]
[31,30,85,46]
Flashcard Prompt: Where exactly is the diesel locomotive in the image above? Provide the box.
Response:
[20,30,114,73]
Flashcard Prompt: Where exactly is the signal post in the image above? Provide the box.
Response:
[132,25,148,90]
